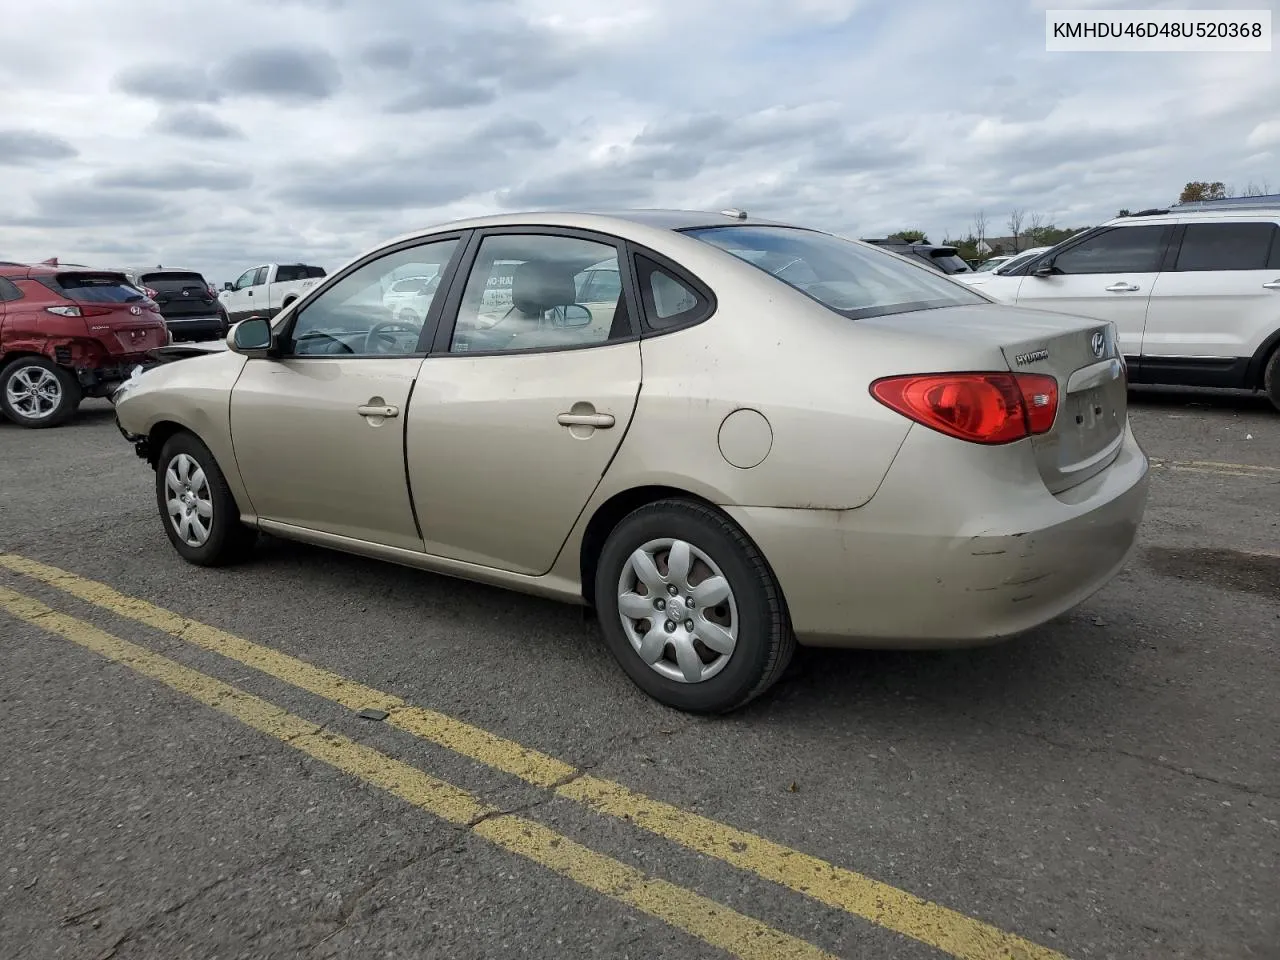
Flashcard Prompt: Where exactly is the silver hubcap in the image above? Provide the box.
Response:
[5,365,62,420]
[617,538,739,684]
[164,453,214,547]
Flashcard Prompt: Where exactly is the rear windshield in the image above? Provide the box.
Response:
[686,226,986,320]
[48,272,145,303]
[928,252,972,274]
[139,272,208,292]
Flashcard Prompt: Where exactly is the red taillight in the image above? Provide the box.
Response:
[44,304,119,319]
[144,286,159,299]
[871,372,1058,445]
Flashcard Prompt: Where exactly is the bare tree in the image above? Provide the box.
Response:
[1026,211,1044,245]
[972,210,988,248]
[1240,180,1273,197]
[1007,208,1025,253]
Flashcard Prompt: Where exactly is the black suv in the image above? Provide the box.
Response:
[861,239,974,275]
[126,268,229,343]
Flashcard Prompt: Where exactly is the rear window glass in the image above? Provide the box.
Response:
[929,252,972,274]
[139,272,208,292]
[49,273,145,303]
[686,226,985,320]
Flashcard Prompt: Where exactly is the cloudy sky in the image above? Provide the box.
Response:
[1,0,1277,282]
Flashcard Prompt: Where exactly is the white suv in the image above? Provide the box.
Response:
[972,200,1280,411]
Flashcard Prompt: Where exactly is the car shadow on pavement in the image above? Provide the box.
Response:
[1128,385,1273,411]
[251,535,1136,741]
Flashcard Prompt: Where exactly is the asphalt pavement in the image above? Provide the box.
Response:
[1,387,1277,960]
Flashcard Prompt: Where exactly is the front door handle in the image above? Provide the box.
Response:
[1262,280,1280,290]
[358,403,399,419]
[557,412,615,428]
[1104,282,1140,293]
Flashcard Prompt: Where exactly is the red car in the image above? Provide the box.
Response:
[0,261,170,428]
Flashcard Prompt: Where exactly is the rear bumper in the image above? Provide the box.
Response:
[724,423,1150,648]
[75,358,157,397]
[162,316,229,342]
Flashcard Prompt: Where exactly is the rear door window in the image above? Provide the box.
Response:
[1174,222,1277,271]
[634,255,712,330]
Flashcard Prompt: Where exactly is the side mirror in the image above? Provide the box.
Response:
[1032,262,1055,278]
[223,281,233,291]
[551,304,593,327]
[227,316,274,358]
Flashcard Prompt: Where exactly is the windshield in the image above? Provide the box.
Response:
[686,225,986,319]
[993,248,1047,275]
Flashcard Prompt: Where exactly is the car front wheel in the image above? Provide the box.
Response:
[0,357,82,428]
[156,431,257,566]
[594,499,795,713]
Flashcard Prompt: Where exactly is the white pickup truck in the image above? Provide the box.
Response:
[219,263,327,323]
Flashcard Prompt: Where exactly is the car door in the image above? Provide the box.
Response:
[1141,220,1280,378]
[1010,223,1173,359]
[229,236,464,551]
[223,267,261,323]
[406,229,642,575]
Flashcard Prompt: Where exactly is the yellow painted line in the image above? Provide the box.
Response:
[0,585,835,960]
[1148,457,1279,477]
[0,553,1068,960]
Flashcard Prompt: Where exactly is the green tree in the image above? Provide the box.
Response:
[888,229,928,243]
[1179,181,1226,203]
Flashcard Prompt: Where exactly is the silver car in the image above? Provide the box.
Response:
[113,210,1150,713]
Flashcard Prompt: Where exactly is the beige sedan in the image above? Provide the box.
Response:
[113,210,1150,713]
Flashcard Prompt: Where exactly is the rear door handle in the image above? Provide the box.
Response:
[1263,280,1280,290]
[358,404,399,419]
[1104,282,1140,293]
[557,412,615,428]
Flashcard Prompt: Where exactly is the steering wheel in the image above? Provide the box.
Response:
[365,318,423,354]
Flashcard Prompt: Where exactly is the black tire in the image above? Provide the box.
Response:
[155,431,257,566]
[594,499,795,714]
[1264,346,1280,414]
[0,357,82,428]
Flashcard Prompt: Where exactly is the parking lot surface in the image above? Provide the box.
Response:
[2,388,1277,960]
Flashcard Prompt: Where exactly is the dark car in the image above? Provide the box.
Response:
[0,262,169,427]
[125,268,229,343]
[861,239,974,275]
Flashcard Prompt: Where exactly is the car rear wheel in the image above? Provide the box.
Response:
[156,431,257,566]
[1264,347,1280,413]
[0,357,82,428]
[594,499,795,713]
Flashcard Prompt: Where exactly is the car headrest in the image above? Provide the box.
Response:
[512,261,575,315]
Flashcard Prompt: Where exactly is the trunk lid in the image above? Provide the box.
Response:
[861,303,1128,493]
[51,271,170,357]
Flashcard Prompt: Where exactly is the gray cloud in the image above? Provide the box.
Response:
[153,107,244,140]
[384,19,582,114]
[360,38,415,70]
[275,172,475,211]
[95,163,253,192]
[22,187,174,227]
[115,64,221,103]
[215,47,341,101]
[386,81,496,113]
[0,129,78,165]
